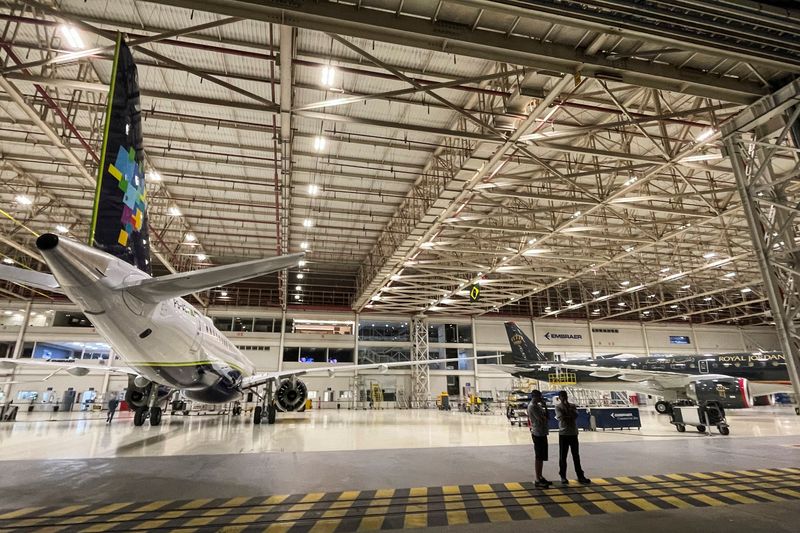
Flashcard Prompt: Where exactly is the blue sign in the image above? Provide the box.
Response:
[590,407,641,430]
[670,335,691,345]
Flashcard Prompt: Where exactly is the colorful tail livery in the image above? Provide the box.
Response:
[504,322,550,365]
[89,35,151,274]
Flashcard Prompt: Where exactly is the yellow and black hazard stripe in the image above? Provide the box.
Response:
[1,467,798,532]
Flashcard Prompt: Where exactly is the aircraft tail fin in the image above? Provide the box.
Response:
[504,322,549,365]
[123,253,304,303]
[88,36,152,274]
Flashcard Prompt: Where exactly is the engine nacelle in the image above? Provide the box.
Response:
[125,375,171,409]
[687,377,752,409]
[275,378,308,412]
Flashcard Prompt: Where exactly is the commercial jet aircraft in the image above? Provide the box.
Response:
[0,38,459,427]
[500,322,793,413]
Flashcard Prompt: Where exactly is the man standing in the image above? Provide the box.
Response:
[106,395,119,424]
[527,390,552,488]
[554,390,591,485]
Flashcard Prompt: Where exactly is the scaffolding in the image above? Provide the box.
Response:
[410,314,430,408]
[721,78,800,415]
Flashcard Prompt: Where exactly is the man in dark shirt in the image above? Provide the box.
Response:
[554,391,591,485]
[106,396,119,424]
[527,390,552,488]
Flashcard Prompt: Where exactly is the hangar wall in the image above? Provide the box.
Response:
[0,302,781,406]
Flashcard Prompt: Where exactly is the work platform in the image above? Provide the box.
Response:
[2,468,799,531]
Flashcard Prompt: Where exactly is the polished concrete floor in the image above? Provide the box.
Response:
[2,405,799,459]
[1,406,799,531]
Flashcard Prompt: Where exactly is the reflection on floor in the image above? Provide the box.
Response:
[1,405,799,460]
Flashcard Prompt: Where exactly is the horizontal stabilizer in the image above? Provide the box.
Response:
[0,264,63,293]
[123,253,304,303]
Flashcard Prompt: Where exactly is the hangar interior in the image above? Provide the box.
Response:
[1,1,800,532]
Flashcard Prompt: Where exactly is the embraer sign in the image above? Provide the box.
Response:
[544,332,583,341]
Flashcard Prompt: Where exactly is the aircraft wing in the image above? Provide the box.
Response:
[122,253,305,303]
[0,264,63,293]
[241,356,494,390]
[555,362,690,382]
[0,358,137,383]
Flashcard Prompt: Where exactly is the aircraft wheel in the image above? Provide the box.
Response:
[253,406,262,425]
[133,408,148,427]
[675,424,686,432]
[267,404,277,425]
[718,425,730,436]
[696,425,706,433]
[655,401,671,414]
[150,406,162,426]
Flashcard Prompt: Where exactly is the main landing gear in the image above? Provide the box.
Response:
[133,384,165,427]
[253,381,277,425]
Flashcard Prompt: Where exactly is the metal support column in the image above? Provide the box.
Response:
[471,317,479,392]
[410,314,429,408]
[641,323,651,356]
[586,313,596,360]
[2,300,32,402]
[721,78,800,414]
[277,310,286,372]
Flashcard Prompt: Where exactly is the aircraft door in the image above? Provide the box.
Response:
[699,359,709,373]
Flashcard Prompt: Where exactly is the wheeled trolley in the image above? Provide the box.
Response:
[669,401,730,435]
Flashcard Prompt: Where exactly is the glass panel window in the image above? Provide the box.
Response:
[52,311,93,327]
[232,317,253,332]
[477,350,508,364]
[444,324,458,343]
[253,318,275,333]
[284,319,294,333]
[358,321,410,341]
[358,346,410,364]
[328,348,354,363]
[282,346,299,362]
[457,324,472,343]
[299,347,327,363]
[213,317,233,331]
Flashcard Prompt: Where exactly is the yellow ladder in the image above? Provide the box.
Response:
[547,372,577,386]
[370,383,384,403]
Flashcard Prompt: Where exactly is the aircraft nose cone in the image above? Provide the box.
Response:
[36,233,59,251]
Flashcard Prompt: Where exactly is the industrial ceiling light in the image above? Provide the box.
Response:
[618,302,626,307]
[15,195,32,206]
[167,206,182,217]
[60,25,84,49]
[308,184,319,195]
[300,242,308,250]
[741,288,752,293]
[681,284,691,289]
[55,225,69,234]
[147,171,161,182]
[320,65,336,87]
[704,297,712,301]
[723,272,736,278]
[695,128,715,143]
[670,304,679,309]
[660,267,670,272]
[703,252,717,259]
[296,285,302,291]
[303,219,314,228]
[298,260,306,267]
[185,233,196,242]
[197,253,207,261]
[220,291,228,297]
[295,294,301,300]
[620,281,630,286]
[591,290,600,295]
[313,136,327,151]
[2,257,13,264]
[297,273,304,279]
[527,238,537,244]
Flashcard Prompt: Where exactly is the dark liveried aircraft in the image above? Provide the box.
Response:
[499,322,793,413]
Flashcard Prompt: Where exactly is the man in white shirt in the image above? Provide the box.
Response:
[527,390,552,488]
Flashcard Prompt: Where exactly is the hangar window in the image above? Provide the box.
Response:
[358,321,409,341]
[358,346,410,364]
[253,318,278,333]
[477,351,507,364]
[299,347,327,363]
[428,323,472,343]
[52,311,93,327]
[328,348,354,363]
[213,317,233,331]
[430,347,473,370]
[233,317,253,332]
[283,347,299,361]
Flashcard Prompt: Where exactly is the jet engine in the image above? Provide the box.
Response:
[124,375,171,409]
[275,378,308,412]
[686,377,752,409]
